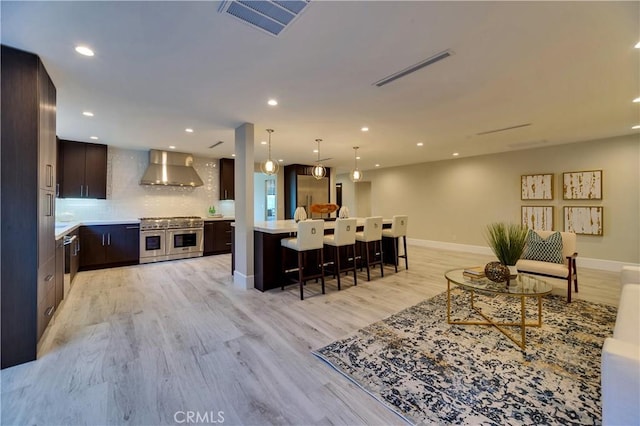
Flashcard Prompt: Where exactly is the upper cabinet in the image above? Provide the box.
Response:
[219,158,234,200]
[58,140,107,199]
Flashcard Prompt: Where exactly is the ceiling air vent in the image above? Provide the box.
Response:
[218,0,311,37]
[209,141,224,149]
[476,123,531,136]
[373,49,454,87]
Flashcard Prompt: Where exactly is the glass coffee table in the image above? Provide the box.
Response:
[444,268,553,350]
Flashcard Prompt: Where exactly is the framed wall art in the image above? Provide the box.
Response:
[563,206,603,236]
[563,170,602,200]
[521,174,554,200]
[521,206,554,231]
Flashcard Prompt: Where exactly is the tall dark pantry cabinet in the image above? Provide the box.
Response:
[1,46,57,368]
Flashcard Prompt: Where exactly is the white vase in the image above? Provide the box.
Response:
[507,264,518,279]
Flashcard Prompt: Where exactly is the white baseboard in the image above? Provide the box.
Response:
[406,238,639,272]
[233,270,255,290]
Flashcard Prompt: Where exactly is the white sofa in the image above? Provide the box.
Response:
[601,265,640,425]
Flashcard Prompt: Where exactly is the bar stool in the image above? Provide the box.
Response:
[323,218,357,290]
[382,215,409,272]
[281,219,325,300]
[355,216,384,281]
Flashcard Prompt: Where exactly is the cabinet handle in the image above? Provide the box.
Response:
[107,233,111,245]
[225,243,232,246]
[126,226,140,230]
[76,239,81,254]
[45,306,54,317]
[45,274,54,282]
[56,183,60,198]
[102,234,105,246]
[224,190,227,199]
[86,185,89,197]
[80,185,84,197]
[45,193,53,216]
[46,164,53,188]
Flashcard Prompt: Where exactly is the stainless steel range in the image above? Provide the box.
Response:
[139,216,204,264]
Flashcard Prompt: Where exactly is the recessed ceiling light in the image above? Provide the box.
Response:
[90,136,98,140]
[278,159,284,162]
[635,41,640,48]
[361,127,369,132]
[75,45,94,56]
[634,97,640,103]
[313,149,318,153]
[231,154,236,157]
[185,128,194,133]
[356,156,361,160]
[452,152,459,156]
[632,125,640,130]
[82,111,94,117]
[169,145,176,149]
[261,141,267,145]
[417,142,424,147]
[375,164,380,167]
[267,99,278,106]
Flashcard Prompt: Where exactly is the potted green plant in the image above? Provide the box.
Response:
[484,222,528,277]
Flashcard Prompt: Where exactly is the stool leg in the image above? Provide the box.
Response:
[378,240,384,277]
[281,246,286,291]
[392,237,398,273]
[352,244,358,286]
[403,235,408,269]
[335,245,341,290]
[365,241,371,281]
[320,248,325,294]
[298,251,304,300]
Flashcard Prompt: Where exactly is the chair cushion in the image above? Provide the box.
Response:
[281,237,299,250]
[516,259,568,278]
[522,230,564,264]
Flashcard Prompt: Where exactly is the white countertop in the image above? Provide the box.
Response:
[203,216,235,221]
[244,218,391,234]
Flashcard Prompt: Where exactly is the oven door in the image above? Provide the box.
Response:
[140,230,166,261]
[167,228,203,256]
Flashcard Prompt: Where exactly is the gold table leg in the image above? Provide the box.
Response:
[446,282,544,350]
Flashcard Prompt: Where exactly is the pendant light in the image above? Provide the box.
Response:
[312,138,326,180]
[351,146,363,182]
[261,129,279,176]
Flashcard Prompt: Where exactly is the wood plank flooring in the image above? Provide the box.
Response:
[1,246,620,425]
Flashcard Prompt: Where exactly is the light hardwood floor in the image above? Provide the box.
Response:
[1,246,620,425]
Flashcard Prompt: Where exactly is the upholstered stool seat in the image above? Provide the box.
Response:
[323,218,357,290]
[381,215,408,272]
[355,216,384,281]
[281,219,325,300]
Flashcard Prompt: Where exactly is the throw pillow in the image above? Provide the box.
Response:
[522,231,564,264]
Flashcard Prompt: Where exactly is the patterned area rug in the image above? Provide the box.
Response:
[313,291,617,425]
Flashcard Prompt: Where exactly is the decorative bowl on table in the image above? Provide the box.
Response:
[484,261,510,283]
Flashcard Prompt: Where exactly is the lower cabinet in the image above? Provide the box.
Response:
[79,224,140,270]
[204,220,233,255]
[37,256,56,340]
[55,238,64,309]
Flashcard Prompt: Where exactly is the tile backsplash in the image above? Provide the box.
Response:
[56,147,234,221]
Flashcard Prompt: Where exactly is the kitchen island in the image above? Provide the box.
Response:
[234,219,393,292]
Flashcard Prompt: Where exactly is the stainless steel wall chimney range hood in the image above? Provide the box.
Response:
[140,149,204,187]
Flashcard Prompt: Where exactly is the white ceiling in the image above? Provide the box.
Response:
[2,1,639,173]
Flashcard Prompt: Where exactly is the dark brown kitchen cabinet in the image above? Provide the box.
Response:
[204,220,233,255]
[59,140,107,199]
[55,238,64,309]
[219,158,234,200]
[79,224,140,270]
[1,45,57,368]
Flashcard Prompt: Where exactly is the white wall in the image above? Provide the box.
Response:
[361,134,639,263]
[56,147,235,220]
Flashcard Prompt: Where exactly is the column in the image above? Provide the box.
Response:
[233,123,255,289]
